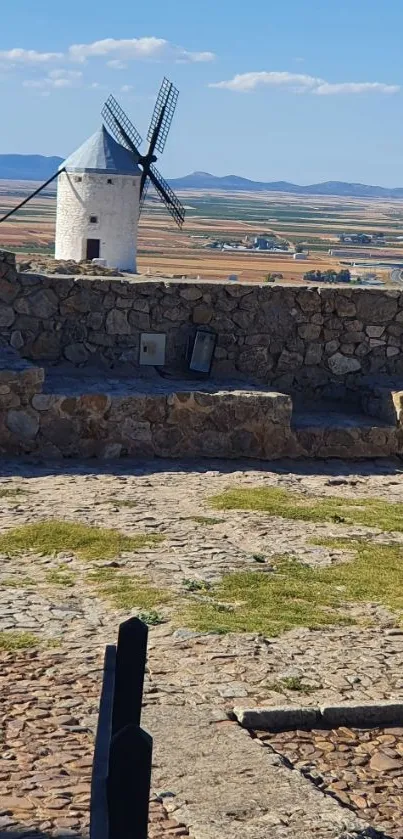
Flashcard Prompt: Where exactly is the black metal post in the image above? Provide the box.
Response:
[112,617,148,734]
[108,725,153,839]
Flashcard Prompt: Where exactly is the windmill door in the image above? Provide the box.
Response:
[86,239,100,260]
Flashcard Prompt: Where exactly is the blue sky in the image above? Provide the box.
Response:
[1,0,403,185]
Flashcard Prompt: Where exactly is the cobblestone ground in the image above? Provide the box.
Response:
[1,457,403,837]
[255,726,403,839]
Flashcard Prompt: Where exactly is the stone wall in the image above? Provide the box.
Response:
[2,250,403,399]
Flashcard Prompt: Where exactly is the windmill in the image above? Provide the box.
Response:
[0,77,185,272]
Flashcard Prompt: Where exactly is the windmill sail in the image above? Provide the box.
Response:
[0,168,65,225]
[101,79,185,229]
[139,176,150,216]
[102,96,142,155]
[149,164,185,228]
[147,78,179,155]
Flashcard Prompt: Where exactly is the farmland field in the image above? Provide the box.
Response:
[2,180,403,282]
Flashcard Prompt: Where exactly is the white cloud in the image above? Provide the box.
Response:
[68,36,214,64]
[23,80,45,88]
[121,84,133,93]
[211,71,321,92]
[23,70,82,90]
[107,59,128,70]
[48,69,82,80]
[210,70,400,95]
[0,48,62,64]
[314,81,400,95]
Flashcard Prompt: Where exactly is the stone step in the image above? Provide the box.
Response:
[292,409,400,458]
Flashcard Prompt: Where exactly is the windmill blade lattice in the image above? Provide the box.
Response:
[102,95,143,154]
[102,78,185,229]
[149,164,185,228]
[139,176,150,216]
[147,78,179,155]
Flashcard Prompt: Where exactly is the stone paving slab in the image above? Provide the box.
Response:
[145,706,375,839]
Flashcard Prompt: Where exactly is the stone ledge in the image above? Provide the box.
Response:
[145,704,371,839]
[234,701,403,731]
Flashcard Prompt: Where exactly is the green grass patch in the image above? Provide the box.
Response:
[0,487,28,499]
[0,521,164,561]
[182,578,211,592]
[87,567,171,611]
[310,537,403,612]
[0,631,39,651]
[138,610,166,626]
[267,676,319,695]
[45,566,76,587]
[209,486,403,532]
[1,575,35,588]
[179,558,355,636]
[180,536,403,635]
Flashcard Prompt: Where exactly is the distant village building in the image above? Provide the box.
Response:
[254,236,270,250]
[338,232,384,245]
[329,249,373,259]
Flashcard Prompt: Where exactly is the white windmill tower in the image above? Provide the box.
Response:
[0,79,185,273]
[55,126,141,271]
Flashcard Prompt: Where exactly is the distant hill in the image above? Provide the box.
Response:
[2,156,403,199]
[169,171,403,199]
[0,155,64,182]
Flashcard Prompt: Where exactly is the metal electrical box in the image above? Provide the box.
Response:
[139,333,166,366]
[189,329,217,375]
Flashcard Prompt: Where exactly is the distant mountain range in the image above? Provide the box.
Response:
[2,156,403,199]
[0,155,64,182]
[169,171,403,198]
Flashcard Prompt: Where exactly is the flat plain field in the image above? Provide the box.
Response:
[2,180,403,282]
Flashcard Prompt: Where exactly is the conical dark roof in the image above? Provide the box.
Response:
[61,126,140,176]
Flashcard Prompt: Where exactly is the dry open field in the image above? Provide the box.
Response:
[2,181,403,282]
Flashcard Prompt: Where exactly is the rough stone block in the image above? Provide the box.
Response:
[298,323,321,341]
[192,305,213,325]
[321,702,403,728]
[106,308,131,335]
[305,342,323,366]
[356,294,398,323]
[328,353,361,375]
[26,288,59,318]
[277,350,303,371]
[0,277,19,304]
[0,306,15,328]
[6,408,39,440]
[64,343,90,364]
[234,706,321,730]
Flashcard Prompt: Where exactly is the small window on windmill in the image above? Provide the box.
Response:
[107,178,113,184]
[89,215,98,224]
[188,329,217,376]
[74,176,82,183]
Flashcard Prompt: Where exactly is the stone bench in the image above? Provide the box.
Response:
[0,357,402,460]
